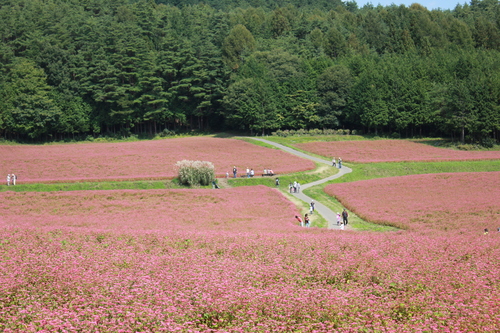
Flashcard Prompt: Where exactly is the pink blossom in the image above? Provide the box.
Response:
[0,137,314,183]
[295,139,500,163]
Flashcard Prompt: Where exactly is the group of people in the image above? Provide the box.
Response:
[245,167,255,178]
[295,206,349,230]
[295,214,311,228]
[289,181,301,193]
[332,157,343,168]
[229,166,274,178]
[6,174,17,186]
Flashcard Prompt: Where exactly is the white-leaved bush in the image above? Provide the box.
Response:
[175,160,215,186]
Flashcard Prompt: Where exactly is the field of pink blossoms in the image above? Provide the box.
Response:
[1,186,500,331]
[0,137,314,183]
[325,171,500,233]
[295,139,500,163]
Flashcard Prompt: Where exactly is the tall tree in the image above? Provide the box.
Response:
[222,24,256,69]
[1,58,61,139]
[316,65,353,127]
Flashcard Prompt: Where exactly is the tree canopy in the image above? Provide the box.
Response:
[0,0,499,144]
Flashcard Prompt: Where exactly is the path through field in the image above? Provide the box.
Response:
[250,138,352,230]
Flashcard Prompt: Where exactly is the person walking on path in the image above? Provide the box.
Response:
[296,182,301,193]
[304,214,310,227]
[295,215,303,227]
[338,158,342,169]
[342,208,349,225]
[310,200,315,214]
[332,157,336,167]
[233,166,237,178]
[336,212,341,226]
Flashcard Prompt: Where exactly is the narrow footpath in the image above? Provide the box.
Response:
[250,138,352,230]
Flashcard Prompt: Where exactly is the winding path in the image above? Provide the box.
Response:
[250,138,352,230]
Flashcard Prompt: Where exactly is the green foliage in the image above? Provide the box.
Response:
[0,180,179,193]
[222,24,256,69]
[0,0,499,144]
[176,160,215,186]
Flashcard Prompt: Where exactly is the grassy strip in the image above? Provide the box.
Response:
[226,162,338,189]
[334,160,500,184]
[0,180,185,192]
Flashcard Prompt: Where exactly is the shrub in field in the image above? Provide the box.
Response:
[176,160,215,186]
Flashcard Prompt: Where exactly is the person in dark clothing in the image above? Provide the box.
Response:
[342,208,349,225]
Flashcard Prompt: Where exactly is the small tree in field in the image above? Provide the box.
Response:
[175,160,215,186]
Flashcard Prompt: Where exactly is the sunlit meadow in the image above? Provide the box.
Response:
[295,139,500,163]
[0,137,315,183]
[1,186,500,331]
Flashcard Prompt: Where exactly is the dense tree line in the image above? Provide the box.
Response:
[0,0,499,144]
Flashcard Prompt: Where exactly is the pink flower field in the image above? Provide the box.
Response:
[0,137,315,183]
[295,139,500,163]
[0,186,299,234]
[1,186,500,331]
[325,171,500,233]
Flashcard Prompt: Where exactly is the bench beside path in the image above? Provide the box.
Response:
[250,138,353,230]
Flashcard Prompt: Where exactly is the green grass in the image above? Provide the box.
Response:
[0,180,185,192]
[333,160,500,184]
[226,162,338,189]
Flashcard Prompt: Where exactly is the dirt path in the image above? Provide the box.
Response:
[249,138,353,230]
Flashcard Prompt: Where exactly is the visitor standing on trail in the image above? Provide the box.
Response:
[310,200,315,214]
[338,158,342,169]
[342,208,349,225]
[296,182,301,193]
[304,214,310,227]
[233,166,237,178]
[11,174,16,185]
[6,174,11,186]
[275,178,280,187]
[336,212,341,226]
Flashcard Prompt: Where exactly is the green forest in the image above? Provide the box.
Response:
[0,0,499,144]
